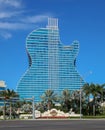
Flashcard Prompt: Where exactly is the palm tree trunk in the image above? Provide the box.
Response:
[48,102,50,110]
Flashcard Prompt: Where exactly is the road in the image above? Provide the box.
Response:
[0,120,105,130]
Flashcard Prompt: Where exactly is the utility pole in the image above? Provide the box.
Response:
[24,96,35,119]
[32,96,35,119]
[80,88,82,119]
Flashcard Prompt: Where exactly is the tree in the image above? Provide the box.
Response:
[60,89,72,112]
[72,90,81,113]
[0,89,19,119]
[21,104,32,113]
[82,83,105,115]
[41,90,57,110]
[82,83,90,101]
[82,83,92,115]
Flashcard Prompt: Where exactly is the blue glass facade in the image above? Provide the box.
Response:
[17,18,84,102]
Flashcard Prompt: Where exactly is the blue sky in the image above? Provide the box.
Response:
[0,0,105,90]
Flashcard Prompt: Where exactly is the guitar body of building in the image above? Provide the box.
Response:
[17,18,84,102]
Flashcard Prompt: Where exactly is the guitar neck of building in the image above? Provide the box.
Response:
[47,18,58,30]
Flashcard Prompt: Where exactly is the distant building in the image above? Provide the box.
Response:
[0,80,6,91]
[0,81,6,106]
[17,18,84,102]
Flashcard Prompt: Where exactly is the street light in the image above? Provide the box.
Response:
[80,78,83,119]
[32,96,35,120]
[24,96,35,119]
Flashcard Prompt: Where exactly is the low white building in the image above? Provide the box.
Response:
[0,80,6,91]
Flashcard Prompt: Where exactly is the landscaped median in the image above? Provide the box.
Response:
[82,115,105,119]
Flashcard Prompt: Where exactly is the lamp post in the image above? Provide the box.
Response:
[32,96,35,120]
[24,96,35,119]
[80,71,92,119]
[80,78,83,119]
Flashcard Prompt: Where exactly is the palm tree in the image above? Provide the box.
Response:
[95,84,105,102]
[82,83,105,115]
[82,83,90,101]
[90,83,102,100]
[0,89,19,119]
[72,90,81,113]
[60,89,72,112]
[70,89,87,115]
[0,89,19,100]
[41,90,57,110]
[82,83,93,115]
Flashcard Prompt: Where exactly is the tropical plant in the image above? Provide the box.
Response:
[82,83,91,101]
[21,103,32,113]
[0,89,19,119]
[59,89,72,112]
[72,90,80,113]
[41,90,58,110]
[82,83,105,115]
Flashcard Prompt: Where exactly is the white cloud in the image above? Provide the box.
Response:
[0,10,26,19]
[0,22,33,30]
[0,0,23,19]
[0,0,22,8]
[21,15,49,23]
[0,32,12,39]
[0,13,52,30]
[0,12,11,18]
[0,0,53,39]
[0,13,51,39]
[0,12,19,18]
